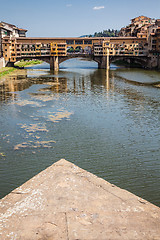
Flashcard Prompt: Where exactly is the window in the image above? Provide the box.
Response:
[75,40,83,45]
[66,40,74,45]
[84,40,92,45]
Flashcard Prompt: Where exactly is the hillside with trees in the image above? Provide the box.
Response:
[81,29,119,38]
[93,29,119,37]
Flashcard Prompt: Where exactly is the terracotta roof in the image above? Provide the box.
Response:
[1,21,16,28]
[14,37,147,43]
[0,21,27,32]
[18,28,28,32]
[131,15,151,21]
[0,27,12,31]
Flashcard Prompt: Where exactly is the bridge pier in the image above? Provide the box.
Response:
[98,56,110,69]
[6,61,14,67]
[147,55,160,69]
[50,56,59,71]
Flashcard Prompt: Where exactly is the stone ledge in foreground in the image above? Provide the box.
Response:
[0,159,160,240]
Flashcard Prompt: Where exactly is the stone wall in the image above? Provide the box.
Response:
[147,54,160,69]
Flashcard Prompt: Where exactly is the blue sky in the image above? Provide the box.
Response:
[1,0,160,37]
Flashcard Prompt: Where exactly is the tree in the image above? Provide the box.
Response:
[93,29,119,37]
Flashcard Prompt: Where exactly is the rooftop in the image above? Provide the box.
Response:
[0,21,27,32]
[131,15,152,21]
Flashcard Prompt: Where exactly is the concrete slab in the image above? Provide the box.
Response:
[0,159,160,240]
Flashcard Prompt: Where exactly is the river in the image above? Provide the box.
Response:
[0,59,160,207]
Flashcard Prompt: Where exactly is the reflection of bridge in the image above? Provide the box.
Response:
[2,36,153,70]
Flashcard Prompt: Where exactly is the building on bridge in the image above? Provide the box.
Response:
[0,22,27,57]
[1,17,160,70]
[1,36,150,69]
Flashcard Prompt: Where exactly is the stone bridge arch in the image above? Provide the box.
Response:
[58,55,98,65]
[110,56,150,68]
[13,55,151,71]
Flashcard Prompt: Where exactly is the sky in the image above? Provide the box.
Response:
[1,0,160,37]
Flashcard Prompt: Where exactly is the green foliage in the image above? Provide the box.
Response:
[75,46,82,52]
[0,67,15,78]
[14,60,43,67]
[0,60,43,78]
[93,29,119,37]
[67,47,74,53]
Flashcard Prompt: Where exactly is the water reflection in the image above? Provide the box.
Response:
[0,60,160,207]
[0,63,159,129]
[0,71,28,102]
[0,64,159,105]
[0,63,159,130]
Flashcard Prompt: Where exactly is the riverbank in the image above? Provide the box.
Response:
[0,159,160,239]
[0,60,43,78]
[14,60,43,68]
[0,67,16,78]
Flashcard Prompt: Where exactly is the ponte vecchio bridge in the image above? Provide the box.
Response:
[2,36,151,70]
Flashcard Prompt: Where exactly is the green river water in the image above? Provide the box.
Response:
[0,59,160,207]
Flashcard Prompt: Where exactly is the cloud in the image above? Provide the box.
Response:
[66,4,72,7]
[93,6,105,10]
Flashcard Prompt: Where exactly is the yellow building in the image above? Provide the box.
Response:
[94,37,147,56]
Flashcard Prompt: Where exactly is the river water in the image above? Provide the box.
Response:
[0,59,160,207]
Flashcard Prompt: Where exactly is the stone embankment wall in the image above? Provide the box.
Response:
[0,57,5,69]
[147,54,160,69]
